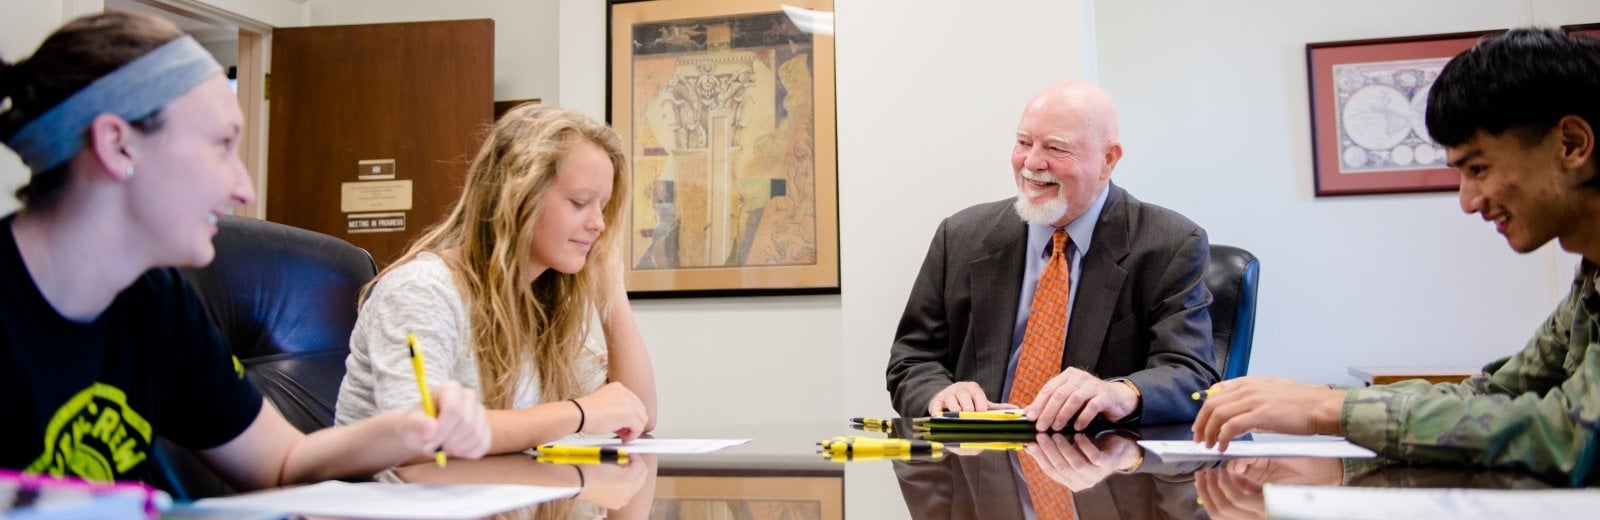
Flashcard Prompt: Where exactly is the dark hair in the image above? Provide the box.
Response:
[0,11,182,208]
[1426,27,1600,151]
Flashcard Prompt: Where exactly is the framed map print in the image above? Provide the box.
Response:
[1306,30,1499,196]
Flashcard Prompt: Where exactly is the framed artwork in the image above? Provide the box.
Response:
[653,475,842,520]
[1565,22,1600,39]
[1306,31,1498,197]
[608,0,839,297]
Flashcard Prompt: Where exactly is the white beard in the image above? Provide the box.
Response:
[1013,169,1069,226]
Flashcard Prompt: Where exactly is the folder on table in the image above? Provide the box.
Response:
[914,410,1037,433]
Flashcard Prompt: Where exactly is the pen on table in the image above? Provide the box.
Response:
[1191,387,1222,400]
[948,441,1026,451]
[408,332,447,467]
[820,439,942,455]
[821,449,945,463]
[850,417,894,432]
[537,445,630,464]
[818,435,907,449]
[921,410,1027,420]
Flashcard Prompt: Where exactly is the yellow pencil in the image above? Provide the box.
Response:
[1191,387,1222,400]
[408,332,447,467]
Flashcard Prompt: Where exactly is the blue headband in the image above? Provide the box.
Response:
[5,35,222,173]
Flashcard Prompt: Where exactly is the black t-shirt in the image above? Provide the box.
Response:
[0,215,262,483]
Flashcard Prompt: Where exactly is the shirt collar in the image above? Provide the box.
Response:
[1581,260,1600,317]
[1028,184,1112,258]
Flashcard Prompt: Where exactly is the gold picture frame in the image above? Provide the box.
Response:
[609,0,839,297]
[653,475,842,520]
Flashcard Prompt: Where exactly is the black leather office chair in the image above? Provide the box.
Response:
[1205,244,1259,380]
[149,215,376,499]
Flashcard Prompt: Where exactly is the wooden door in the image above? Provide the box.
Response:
[267,19,493,266]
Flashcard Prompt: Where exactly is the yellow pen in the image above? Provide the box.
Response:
[818,435,893,449]
[537,445,629,464]
[850,417,894,433]
[939,410,1026,420]
[408,333,447,467]
[821,439,942,455]
[1191,387,1222,400]
[949,442,1026,451]
[821,449,945,463]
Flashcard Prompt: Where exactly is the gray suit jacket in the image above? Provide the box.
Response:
[886,184,1219,423]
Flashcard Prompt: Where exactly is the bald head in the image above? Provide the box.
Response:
[1011,80,1125,227]
[1024,80,1121,144]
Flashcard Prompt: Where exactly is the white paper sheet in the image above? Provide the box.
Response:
[1264,484,1600,520]
[189,481,577,519]
[534,438,751,454]
[1136,439,1376,460]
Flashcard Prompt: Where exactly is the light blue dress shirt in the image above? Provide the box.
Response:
[1000,186,1111,402]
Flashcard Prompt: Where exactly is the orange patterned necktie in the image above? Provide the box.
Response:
[1010,229,1077,519]
[1017,452,1078,519]
[1009,229,1070,407]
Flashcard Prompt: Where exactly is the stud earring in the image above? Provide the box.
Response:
[124,164,135,179]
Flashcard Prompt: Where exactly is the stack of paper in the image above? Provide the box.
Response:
[188,481,578,519]
[531,438,750,455]
[0,469,167,519]
[1136,439,1377,461]
[1264,484,1600,520]
[0,482,151,520]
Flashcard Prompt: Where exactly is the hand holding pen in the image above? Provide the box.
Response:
[1190,376,1346,452]
[402,332,492,464]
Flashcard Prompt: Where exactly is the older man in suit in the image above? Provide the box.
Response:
[887,80,1219,430]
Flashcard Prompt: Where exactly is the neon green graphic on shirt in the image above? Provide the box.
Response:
[26,383,154,481]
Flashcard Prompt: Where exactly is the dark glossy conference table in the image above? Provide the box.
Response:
[394,419,1573,519]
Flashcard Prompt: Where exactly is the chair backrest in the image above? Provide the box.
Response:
[1204,244,1259,380]
[151,216,375,499]
[181,215,377,431]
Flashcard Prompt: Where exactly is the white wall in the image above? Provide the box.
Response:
[556,0,604,121]
[0,0,105,215]
[1097,0,1600,384]
[307,0,559,105]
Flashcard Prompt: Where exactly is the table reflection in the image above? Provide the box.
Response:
[381,419,1586,519]
[885,419,1584,520]
[395,452,658,519]
[893,429,1203,520]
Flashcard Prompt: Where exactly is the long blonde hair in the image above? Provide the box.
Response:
[373,104,628,408]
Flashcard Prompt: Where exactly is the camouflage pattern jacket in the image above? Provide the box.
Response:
[1341,261,1600,486]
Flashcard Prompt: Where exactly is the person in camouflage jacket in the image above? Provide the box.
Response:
[1189,27,1600,486]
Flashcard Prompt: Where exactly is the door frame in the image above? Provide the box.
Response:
[125,0,278,218]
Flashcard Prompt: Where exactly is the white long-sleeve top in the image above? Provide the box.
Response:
[335,252,608,425]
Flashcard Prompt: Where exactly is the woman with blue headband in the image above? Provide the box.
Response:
[0,11,492,489]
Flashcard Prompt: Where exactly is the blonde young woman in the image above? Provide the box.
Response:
[0,12,490,488]
[336,104,657,453]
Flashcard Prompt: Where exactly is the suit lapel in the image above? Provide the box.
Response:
[970,207,1026,397]
[1063,185,1130,372]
